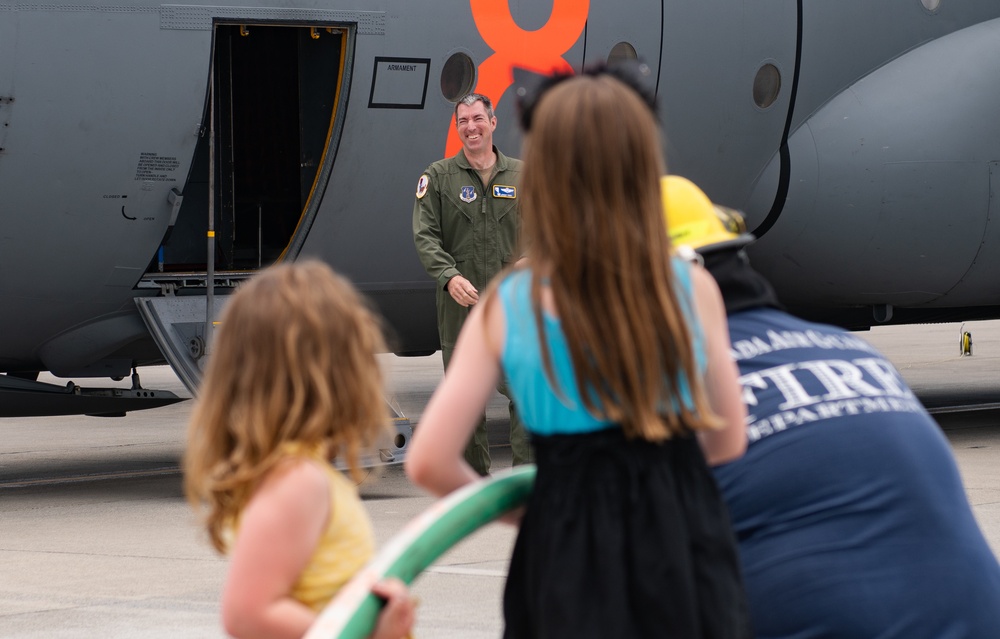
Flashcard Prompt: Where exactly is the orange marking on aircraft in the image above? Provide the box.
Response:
[445,0,590,157]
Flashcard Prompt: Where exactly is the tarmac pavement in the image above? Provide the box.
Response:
[0,320,998,637]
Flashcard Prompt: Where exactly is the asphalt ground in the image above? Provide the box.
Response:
[0,320,998,638]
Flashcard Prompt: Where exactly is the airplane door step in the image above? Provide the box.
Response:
[135,295,219,395]
[135,295,411,469]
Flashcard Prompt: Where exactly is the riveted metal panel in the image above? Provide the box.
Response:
[159,4,384,33]
[5,4,157,13]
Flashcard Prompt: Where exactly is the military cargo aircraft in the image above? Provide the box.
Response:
[1,0,999,418]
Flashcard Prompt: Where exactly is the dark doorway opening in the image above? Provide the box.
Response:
[150,23,344,274]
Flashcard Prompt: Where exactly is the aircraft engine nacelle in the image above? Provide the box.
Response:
[749,17,1000,312]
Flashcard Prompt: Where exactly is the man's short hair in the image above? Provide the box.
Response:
[455,93,495,121]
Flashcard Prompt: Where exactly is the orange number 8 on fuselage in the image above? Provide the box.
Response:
[445,0,590,156]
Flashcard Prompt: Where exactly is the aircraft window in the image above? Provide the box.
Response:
[753,63,781,109]
[920,0,941,12]
[441,53,476,102]
[608,42,638,64]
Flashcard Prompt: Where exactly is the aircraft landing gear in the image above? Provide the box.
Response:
[131,367,143,390]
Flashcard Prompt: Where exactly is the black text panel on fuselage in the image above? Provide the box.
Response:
[1,0,999,398]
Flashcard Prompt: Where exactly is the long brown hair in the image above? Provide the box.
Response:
[518,73,721,441]
[183,260,388,552]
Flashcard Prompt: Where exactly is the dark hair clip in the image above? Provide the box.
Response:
[514,59,657,132]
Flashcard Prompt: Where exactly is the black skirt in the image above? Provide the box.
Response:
[503,428,750,638]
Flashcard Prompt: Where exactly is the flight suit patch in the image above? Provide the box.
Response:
[493,185,516,198]
[415,174,429,199]
[460,186,478,203]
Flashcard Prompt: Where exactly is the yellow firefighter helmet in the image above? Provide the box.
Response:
[661,175,753,253]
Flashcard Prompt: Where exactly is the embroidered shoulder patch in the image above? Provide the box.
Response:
[415,174,430,199]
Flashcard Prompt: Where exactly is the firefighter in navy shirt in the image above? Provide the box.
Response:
[663,175,1000,638]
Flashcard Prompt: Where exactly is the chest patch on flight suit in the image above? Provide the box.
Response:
[493,185,516,198]
[460,186,477,203]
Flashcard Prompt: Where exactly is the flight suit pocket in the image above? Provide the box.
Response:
[495,199,517,221]
[442,190,477,224]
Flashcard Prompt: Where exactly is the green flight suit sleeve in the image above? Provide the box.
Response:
[412,168,461,291]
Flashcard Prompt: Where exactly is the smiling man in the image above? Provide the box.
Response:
[412,93,532,476]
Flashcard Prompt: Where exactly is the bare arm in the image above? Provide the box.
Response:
[406,295,505,495]
[690,265,748,466]
[221,463,416,639]
[221,461,329,639]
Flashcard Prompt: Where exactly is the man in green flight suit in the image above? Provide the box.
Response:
[412,93,532,476]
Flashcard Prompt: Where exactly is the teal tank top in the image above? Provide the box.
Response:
[498,259,705,436]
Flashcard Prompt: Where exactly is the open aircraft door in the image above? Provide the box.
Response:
[135,21,410,468]
[136,294,412,469]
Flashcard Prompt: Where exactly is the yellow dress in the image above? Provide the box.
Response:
[281,444,376,612]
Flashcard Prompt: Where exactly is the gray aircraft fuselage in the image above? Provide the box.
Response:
[1,0,999,413]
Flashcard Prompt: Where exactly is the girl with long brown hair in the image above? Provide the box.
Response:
[184,260,413,639]
[407,67,750,637]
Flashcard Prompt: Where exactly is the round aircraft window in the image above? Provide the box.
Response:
[920,0,941,12]
[608,42,638,65]
[752,63,781,109]
[441,53,476,102]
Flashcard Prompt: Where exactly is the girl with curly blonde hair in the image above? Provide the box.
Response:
[184,260,412,639]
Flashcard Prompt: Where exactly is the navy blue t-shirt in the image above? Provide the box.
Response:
[714,308,1000,638]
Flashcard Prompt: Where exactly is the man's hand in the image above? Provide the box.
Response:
[446,275,479,307]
